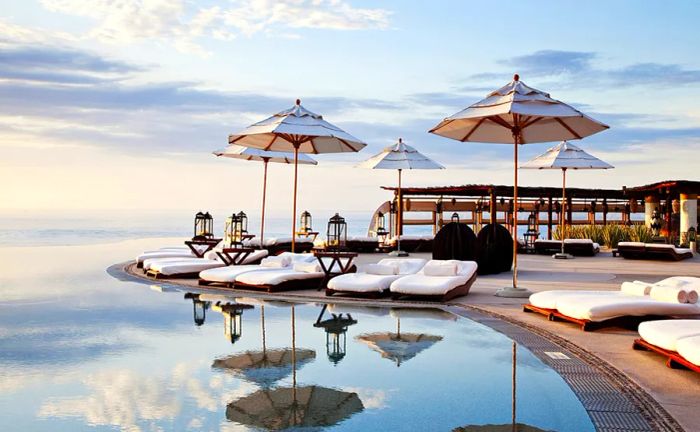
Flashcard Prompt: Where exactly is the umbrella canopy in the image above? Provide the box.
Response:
[214,144,317,246]
[359,138,443,255]
[356,332,442,366]
[521,141,613,257]
[214,144,318,165]
[226,385,364,430]
[228,100,366,251]
[519,141,613,170]
[212,348,316,387]
[358,138,444,170]
[429,75,609,296]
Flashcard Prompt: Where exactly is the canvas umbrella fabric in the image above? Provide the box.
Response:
[358,138,444,256]
[429,74,609,297]
[228,100,367,251]
[214,144,317,247]
[355,316,443,366]
[520,141,613,258]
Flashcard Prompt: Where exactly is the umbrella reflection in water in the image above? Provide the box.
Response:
[213,302,315,388]
[226,305,364,430]
[356,309,444,367]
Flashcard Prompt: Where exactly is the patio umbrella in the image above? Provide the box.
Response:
[212,304,316,387]
[358,138,444,256]
[229,100,367,251]
[214,144,317,247]
[429,74,609,297]
[521,141,613,259]
[355,316,442,366]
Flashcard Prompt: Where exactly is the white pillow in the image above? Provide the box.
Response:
[365,263,399,275]
[423,261,458,277]
[261,256,291,268]
[294,262,321,273]
[620,281,652,296]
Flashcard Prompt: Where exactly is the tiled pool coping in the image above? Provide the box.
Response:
[113,261,685,432]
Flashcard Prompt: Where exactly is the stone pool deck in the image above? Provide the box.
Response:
[123,251,700,431]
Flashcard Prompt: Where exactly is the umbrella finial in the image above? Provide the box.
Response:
[295,98,301,106]
[513,73,520,82]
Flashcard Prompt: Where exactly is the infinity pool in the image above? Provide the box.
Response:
[0,239,595,431]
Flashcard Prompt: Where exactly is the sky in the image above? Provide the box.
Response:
[2,0,700,218]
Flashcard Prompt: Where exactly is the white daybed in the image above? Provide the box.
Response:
[389,260,478,302]
[524,277,700,330]
[198,253,315,288]
[634,319,700,373]
[145,249,268,279]
[326,258,426,298]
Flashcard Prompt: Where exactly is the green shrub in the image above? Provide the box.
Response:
[628,224,653,243]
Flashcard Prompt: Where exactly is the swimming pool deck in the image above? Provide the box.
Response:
[123,251,700,432]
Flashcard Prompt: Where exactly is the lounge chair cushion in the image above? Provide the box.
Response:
[294,262,322,273]
[150,259,223,276]
[555,295,700,322]
[365,263,399,275]
[618,242,646,248]
[235,268,322,286]
[638,319,700,351]
[620,281,653,296]
[423,261,459,277]
[529,290,622,310]
[647,244,693,254]
[327,258,427,294]
[676,335,700,366]
[199,264,276,283]
[390,260,477,296]
[137,250,194,264]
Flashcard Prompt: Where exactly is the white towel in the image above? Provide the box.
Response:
[687,290,699,304]
[423,262,458,277]
[650,285,689,303]
[620,281,652,296]
[365,263,399,275]
[261,256,291,268]
[293,262,321,273]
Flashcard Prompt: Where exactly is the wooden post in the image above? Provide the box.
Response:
[547,196,553,240]
[490,190,497,227]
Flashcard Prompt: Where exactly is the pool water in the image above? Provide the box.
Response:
[0,238,595,431]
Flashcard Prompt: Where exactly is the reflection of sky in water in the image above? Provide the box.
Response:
[0,239,595,431]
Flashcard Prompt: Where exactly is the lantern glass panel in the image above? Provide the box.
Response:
[237,211,248,234]
[193,300,207,326]
[194,211,213,239]
[375,212,387,235]
[326,213,347,250]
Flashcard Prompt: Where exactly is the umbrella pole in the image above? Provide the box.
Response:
[496,130,531,297]
[261,305,266,355]
[512,341,517,431]
[291,305,297,401]
[292,146,299,253]
[389,169,408,257]
[554,168,573,259]
[261,159,269,248]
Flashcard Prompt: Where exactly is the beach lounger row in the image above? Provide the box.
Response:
[327,258,478,302]
[615,242,693,261]
[633,320,700,373]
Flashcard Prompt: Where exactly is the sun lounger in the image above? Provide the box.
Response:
[389,260,478,302]
[524,277,700,330]
[616,242,693,261]
[198,252,316,288]
[633,319,700,373]
[145,249,268,279]
[233,255,356,292]
[533,239,600,256]
[326,258,427,298]
[137,250,196,268]
[346,236,380,253]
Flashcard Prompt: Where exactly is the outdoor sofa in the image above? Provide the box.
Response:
[616,242,693,261]
[326,258,427,298]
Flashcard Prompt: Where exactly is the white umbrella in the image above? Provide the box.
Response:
[229,100,367,251]
[521,141,613,258]
[358,138,444,256]
[214,144,317,247]
[430,74,609,297]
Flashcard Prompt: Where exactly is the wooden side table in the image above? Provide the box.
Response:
[313,251,358,290]
[185,238,222,258]
[216,247,255,266]
[296,231,319,241]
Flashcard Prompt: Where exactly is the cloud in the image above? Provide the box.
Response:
[38,0,391,55]
[489,49,700,89]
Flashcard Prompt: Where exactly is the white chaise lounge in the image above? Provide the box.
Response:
[136,247,196,268]
[633,319,700,373]
[326,258,426,298]
[145,249,268,279]
[524,277,700,330]
[389,260,478,302]
[198,253,316,288]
